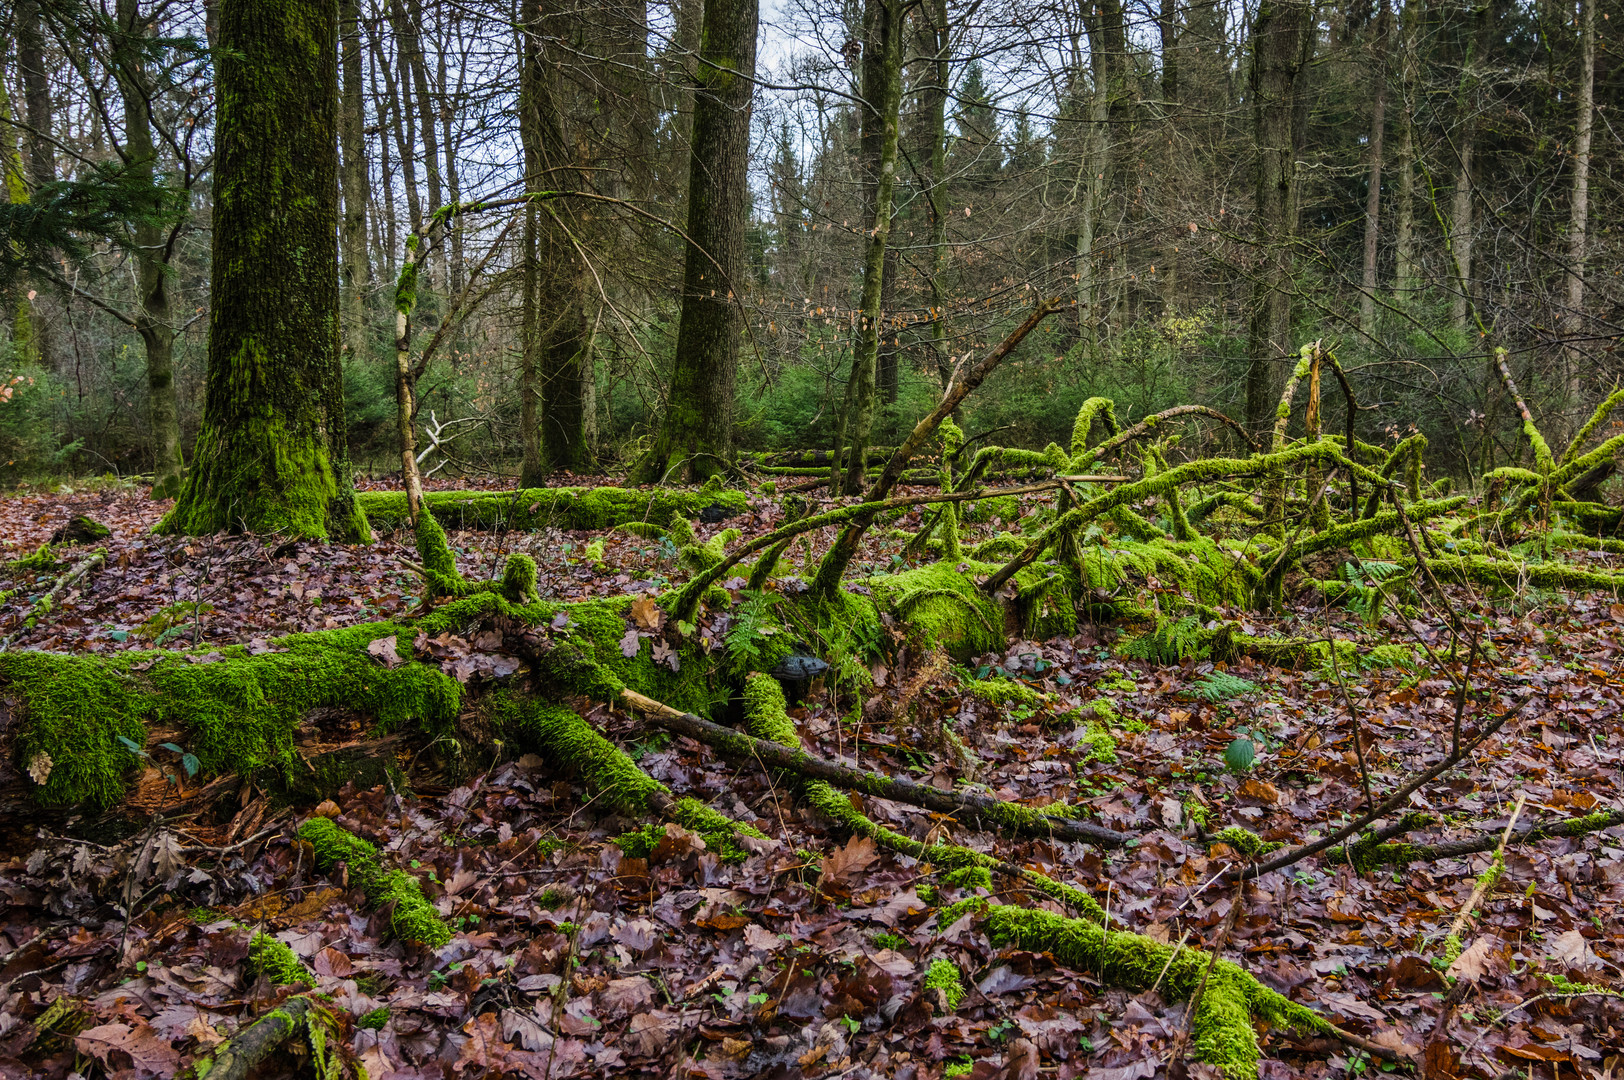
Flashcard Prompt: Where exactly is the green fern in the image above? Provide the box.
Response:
[1193,670,1259,703]
[1117,615,1205,664]
[1341,559,1403,625]
[724,592,774,674]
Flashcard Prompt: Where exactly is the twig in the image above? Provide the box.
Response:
[1445,792,1526,942]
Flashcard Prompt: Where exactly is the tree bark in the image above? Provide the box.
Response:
[159,0,368,541]
[111,0,186,498]
[516,3,592,483]
[1561,0,1595,435]
[1243,0,1315,434]
[924,0,953,390]
[632,0,759,483]
[15,0,57,188]
[339,0,371,368]
[838,0,905,495]
[1446,0,1493,333]
[1391,0,1419,297]
[1358,0,1390,336]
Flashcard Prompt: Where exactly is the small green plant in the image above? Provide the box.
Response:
[1117,615,1205,664]
[871,931,908,951]
[1222,736,1256,773]
[1193,670,1259,703]
[1341,559,1404,626]
[840,1014,860,1035]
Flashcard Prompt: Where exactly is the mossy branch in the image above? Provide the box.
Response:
[1325,807,1624,870]
[617,686,1129,846]
[190,995,334,1080]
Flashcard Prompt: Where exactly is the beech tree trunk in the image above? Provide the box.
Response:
[159,0,368,541]
[1243,0,1314,434]
[112,0,186,498]
[1391,0,1419,297]
[632,0,759,483]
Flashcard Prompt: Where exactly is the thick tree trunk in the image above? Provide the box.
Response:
[516,6,592,483]
[160,0,368,541]
[632,0,759,483]
[1561,0,1595,435]
[1358,0,1390,336]
[15,0,56,188]
[339,0,371,368]
[113,0,186,499]
[1243,0,1314,434]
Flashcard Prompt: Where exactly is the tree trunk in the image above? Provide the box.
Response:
[1391,0,1419,297]
[159,0,368,541]
[10,0,56,368]
[516,3,592,483]
[631,0,759,483]
[840,0,906,495]
[1358,0,1390,336]
[339,0,371,368]
[1447,0,1493,333]
[1243,0,1314,434]
[1561,0,1595,435]
[394,0,445,286]
[924,0,953,391]
[113,0,186,499]
[15,0,57,188]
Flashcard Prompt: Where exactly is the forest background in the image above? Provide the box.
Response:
[0,0,1615,488]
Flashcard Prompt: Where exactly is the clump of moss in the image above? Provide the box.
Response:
[924,958,966,1010]
[4,544,64,573]
[963,676,1045,708]
[298,817,452,947]
[1209,827,1284,858]
[356,1007,391,1029]
[1078,723,1118,764]
[249,931,315,986]
[944,1062,974,1079]
[941,865,992,891]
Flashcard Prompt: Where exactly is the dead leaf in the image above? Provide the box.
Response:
[27,751,52,785]
[1446,936,1499,982]
[821,834,879,884]
[629,597,665,631]
[600,975,655,1019]
[75,1020,181,1078]
[619,628,642,658]
[716,1036,753,1061]
[367,634,404,668]
[314,799,340,818]
[1547,928,1600,968]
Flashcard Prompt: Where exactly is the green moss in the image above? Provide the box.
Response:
[1209,827,1284,858]
[944,1063,973,1079]
[356,1007,391,1029]
[941,866,992,891]
[1078,722,1118,764]
[3,544,64,573]
[249,931,315,986]
[298,817,451,947]
[963,676,1044,708]
[982,905,1330,1080]
[743,674,800,746]
[937,896,990,925]
[872,561,1003,658]
[924,958,966,1010]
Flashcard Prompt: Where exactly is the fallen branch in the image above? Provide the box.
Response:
[190,994,328,1080]
[618,687,1129,846]
[1325,806,1624,870]
[0,550,105,651]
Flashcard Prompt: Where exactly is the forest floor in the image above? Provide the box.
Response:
[1,478,1621,1080]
